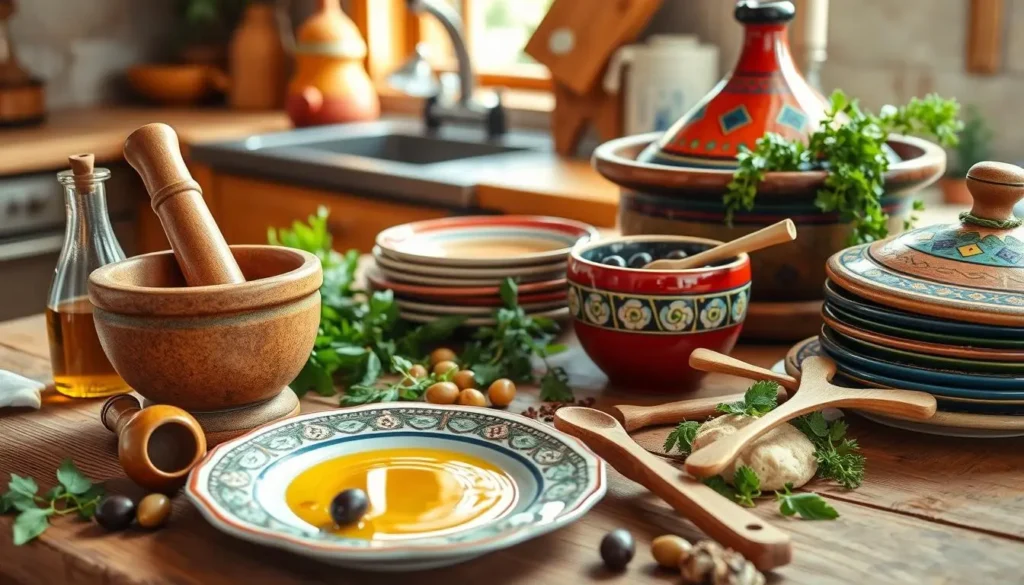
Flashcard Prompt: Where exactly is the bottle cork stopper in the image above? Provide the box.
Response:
[68,153,96,194]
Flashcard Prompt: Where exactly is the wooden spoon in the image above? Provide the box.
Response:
[684,355,937,479]
[554,407,792,571]
[613,350,798,432]
[644,219,797,270]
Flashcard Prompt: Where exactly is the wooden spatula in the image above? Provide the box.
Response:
[644,219,797,270]
[554,406,792,571]
[684,354,937,479]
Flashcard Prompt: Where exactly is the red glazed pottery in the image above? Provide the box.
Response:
[567,236,751,391]
[638,1,827,169]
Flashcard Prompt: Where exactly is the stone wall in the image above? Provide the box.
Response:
[644,0,1024,164]
[8,0,176,109]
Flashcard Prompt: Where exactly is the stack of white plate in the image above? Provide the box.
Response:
[370,215,599,325]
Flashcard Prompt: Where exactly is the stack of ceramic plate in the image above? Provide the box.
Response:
[369,215,599,325]
[794,162,1024,437]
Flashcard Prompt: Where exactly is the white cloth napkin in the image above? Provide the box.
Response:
[0,370,44,410]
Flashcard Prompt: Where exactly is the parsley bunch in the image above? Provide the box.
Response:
[342,356,456,406]
[792,411,866,489]
[725,90,963,245]
[460,279,573,402]
[1,460,104,545]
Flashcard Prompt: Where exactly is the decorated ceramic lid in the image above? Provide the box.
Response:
[826,161,1024,327]
[637,0,828,169]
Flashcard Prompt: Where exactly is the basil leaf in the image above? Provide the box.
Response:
[56,459,92,495]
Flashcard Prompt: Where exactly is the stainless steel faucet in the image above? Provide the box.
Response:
[389,0,507,137]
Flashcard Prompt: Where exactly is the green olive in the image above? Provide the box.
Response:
[433,360,459,377]
[425,382,460,404]
[487,379,516,407]
[429,348,457,366]
[651,534,691,568]
[456,388,487,407]
[136,493,172,529]
[452,370,477,390]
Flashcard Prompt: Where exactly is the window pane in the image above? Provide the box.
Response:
[468,0,553,73]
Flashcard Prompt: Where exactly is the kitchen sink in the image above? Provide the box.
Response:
[290,133,528,165]
[189,119,552,208]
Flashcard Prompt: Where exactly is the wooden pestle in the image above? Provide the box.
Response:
[123,123,245,286]
[101,394,208,494]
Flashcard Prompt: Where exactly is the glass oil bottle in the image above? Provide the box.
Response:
[45,154,130,398]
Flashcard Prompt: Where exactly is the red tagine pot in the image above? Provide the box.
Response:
[567,236,751,392]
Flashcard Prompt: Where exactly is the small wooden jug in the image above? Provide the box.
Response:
[101,394,207,494]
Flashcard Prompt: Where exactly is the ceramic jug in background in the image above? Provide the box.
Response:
[228,2,287,110]
[276,0,379,127]
[603,35,719,136]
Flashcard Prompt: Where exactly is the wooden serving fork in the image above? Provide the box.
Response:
[683,351,937,479]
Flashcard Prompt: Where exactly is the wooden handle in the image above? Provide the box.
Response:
[645,219,797,270]
[685,356,936,478]
[689,348,800,391]
[124,123,245,286]
[68,153,95,194]
[614,386,790,433]
[553,409,792,571]
[101,394,141,435]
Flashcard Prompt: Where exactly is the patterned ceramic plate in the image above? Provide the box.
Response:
[823,303,1024,350]
[396,298,565,316]
[366,268,566,299]
[783,337,1024,437]
[373,247,567,279]
[376,216,599,267]
[186,404,605,571]
[376,263,566,287]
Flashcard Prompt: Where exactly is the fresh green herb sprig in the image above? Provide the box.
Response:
[0,460,103,545]
[460,279,573,402]
[664,420,700,456]
[793,411,866,489]
[270,208,466,398]
[342,356,456,406]
[733,466,762,507]
[716,380,780,417]
[775,483,839,520]
[725,90,963,245]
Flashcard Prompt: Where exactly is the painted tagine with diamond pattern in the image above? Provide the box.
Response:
[827,161,1024,327]
[592,1,946,342]
[638,0,826,168]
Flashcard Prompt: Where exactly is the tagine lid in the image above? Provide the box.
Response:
[637,0,829,169]
[826,161,1024,326]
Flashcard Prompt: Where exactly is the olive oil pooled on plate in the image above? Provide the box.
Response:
[286,447,518,539]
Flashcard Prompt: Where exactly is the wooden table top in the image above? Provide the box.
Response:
[2,313,1023,585]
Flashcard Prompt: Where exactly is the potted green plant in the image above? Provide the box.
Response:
[176,0,248,66]
[940,105,992,205]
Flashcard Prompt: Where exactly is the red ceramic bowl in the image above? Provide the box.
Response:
[567,235,751,392]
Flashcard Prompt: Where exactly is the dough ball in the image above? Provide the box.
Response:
[691,415,817,491]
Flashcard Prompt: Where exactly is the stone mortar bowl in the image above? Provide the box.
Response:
[89,245,322,412]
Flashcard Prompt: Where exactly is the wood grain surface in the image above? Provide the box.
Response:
[4,313,1024,584]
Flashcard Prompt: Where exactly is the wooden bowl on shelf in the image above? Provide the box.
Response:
[126,64,226,106]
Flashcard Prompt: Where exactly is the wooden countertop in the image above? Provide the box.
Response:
[0,108,291,175]
[3,313,1024,584]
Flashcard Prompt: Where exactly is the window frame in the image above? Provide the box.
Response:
[349,0,553,92]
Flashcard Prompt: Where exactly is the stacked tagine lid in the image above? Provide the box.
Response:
[815,161,1024,437]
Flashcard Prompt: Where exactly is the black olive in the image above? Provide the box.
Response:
[601,255,627,267]
[329,488,369,526]
[95,495,135,531]
[627,252,653,268]
[665,249,689,260]
[599,529,635,570]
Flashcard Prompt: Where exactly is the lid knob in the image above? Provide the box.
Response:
[962,161,1024,229]
[735,1,796,24]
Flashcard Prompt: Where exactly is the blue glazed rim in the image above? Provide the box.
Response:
[824,279,1024,340]
[819,327,1024,398]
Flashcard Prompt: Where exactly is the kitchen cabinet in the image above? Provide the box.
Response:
[214,174,448,252]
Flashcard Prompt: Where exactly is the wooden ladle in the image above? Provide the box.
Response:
[683,352,937,479]
[554,407,792,571]
[644,219,797,270]
[614,350,797,432]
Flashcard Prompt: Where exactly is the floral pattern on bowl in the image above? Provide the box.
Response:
[186,403,605,572]
[568,282,750,334]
